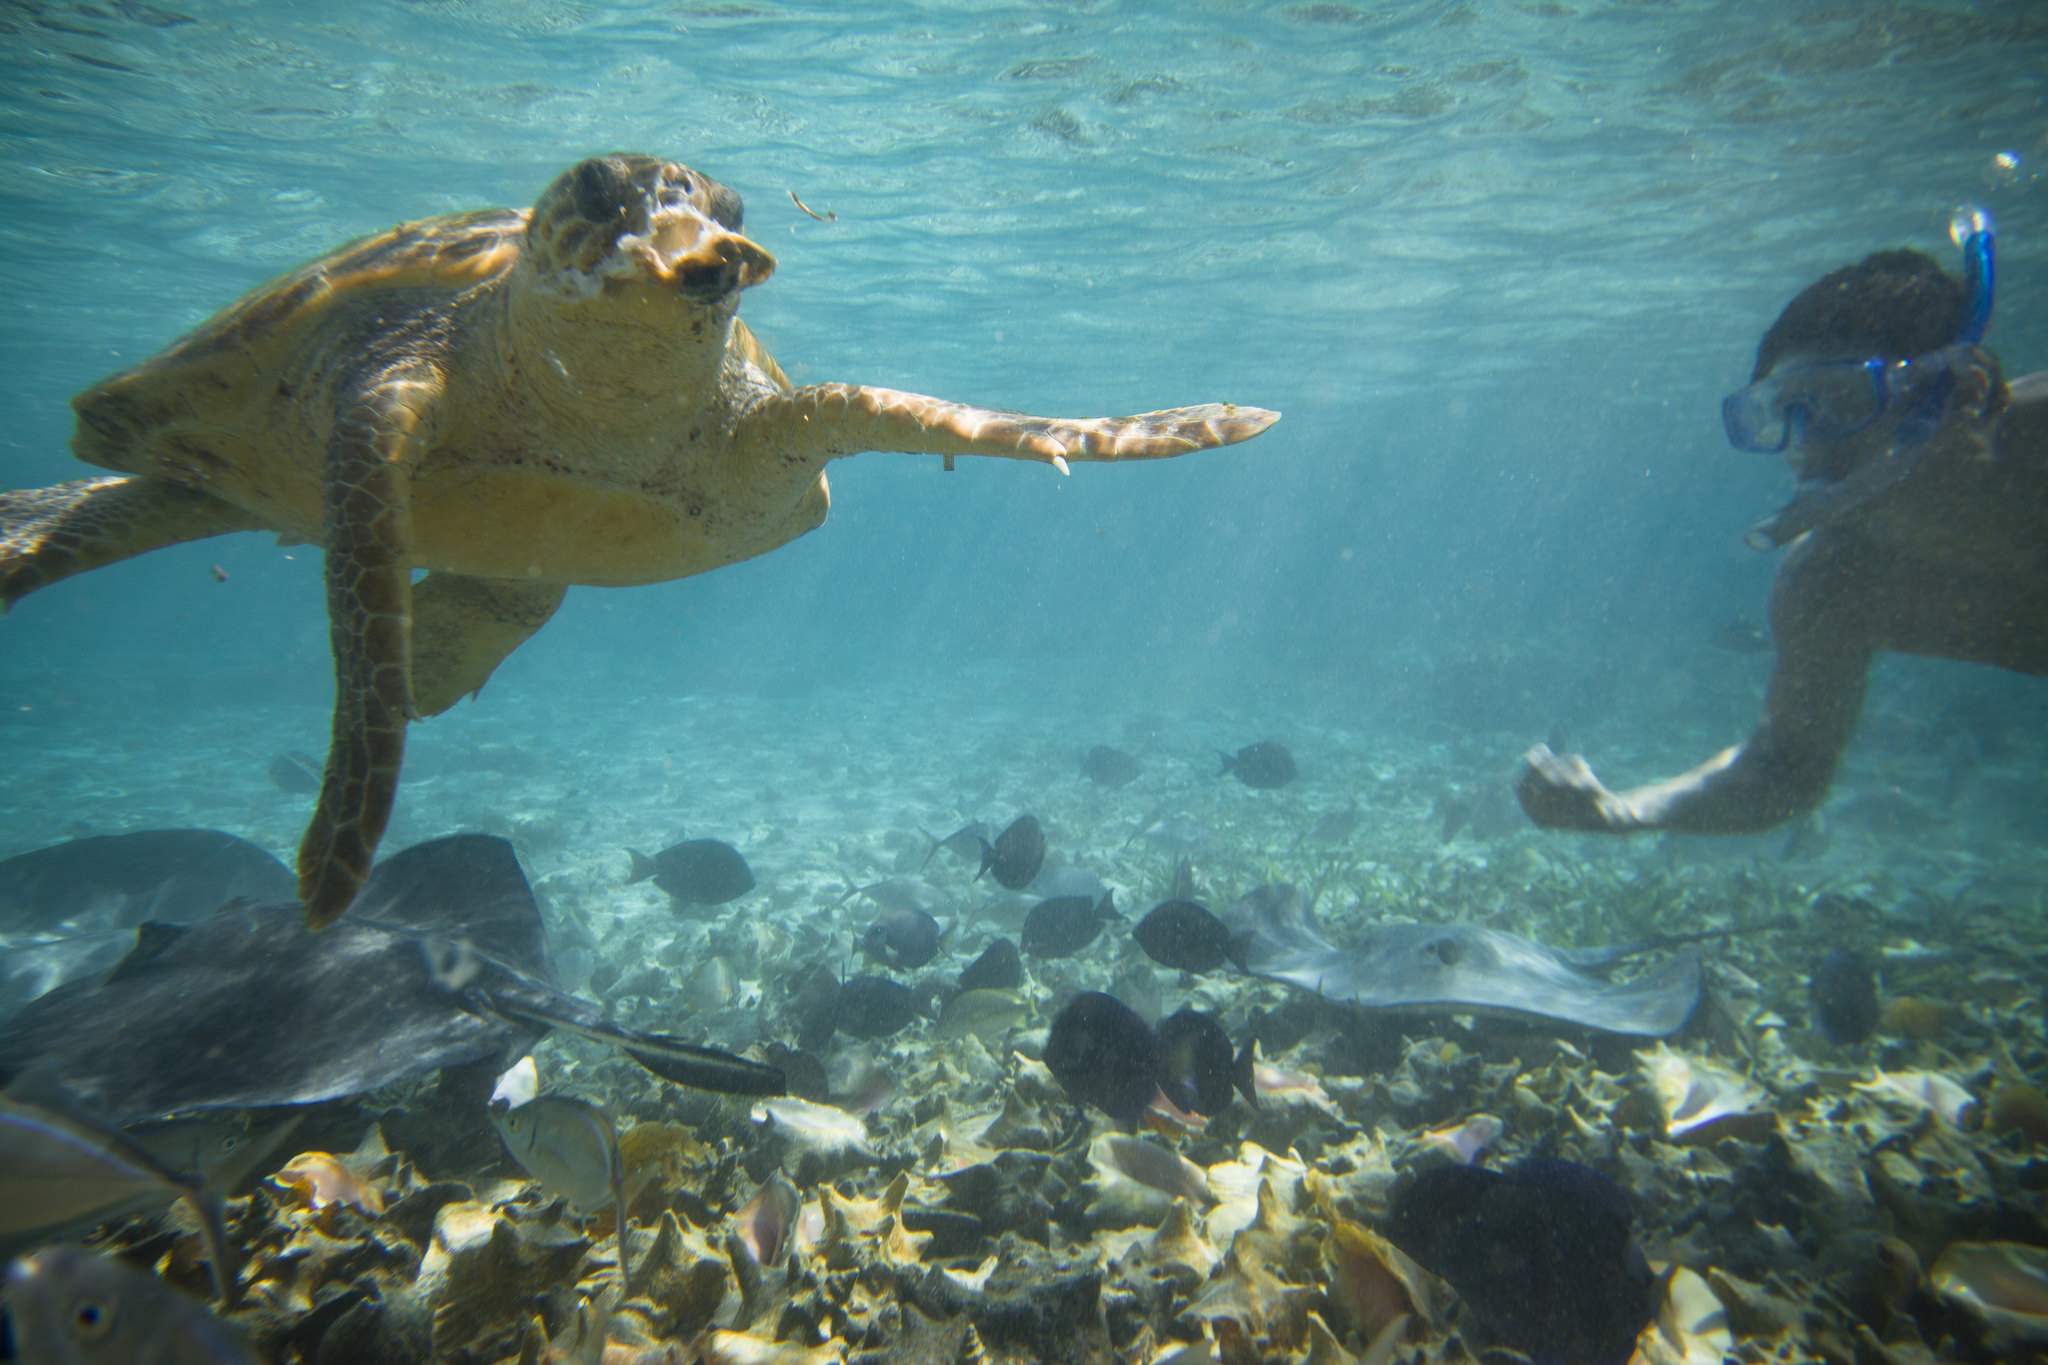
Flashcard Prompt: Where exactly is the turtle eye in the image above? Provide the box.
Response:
[571,158,632,224]
[658,172,696,212]
[71,1296,115,1342]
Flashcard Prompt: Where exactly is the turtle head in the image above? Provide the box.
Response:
[523,154,776,305]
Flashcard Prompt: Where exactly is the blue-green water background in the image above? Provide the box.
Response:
[2,0,2045,844]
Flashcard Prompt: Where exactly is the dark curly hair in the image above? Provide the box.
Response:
[1752,248,1968,382]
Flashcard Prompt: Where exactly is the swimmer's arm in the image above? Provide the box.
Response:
[1517,539,1874,834]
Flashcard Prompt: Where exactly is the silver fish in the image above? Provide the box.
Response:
[4,1246,259,1364]
[492,1094,634,1285]
[0,1085,252,1302]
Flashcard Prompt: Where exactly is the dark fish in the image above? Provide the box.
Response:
[1166,855,1199,902]
[1218,741,1297,790]
[1155,1006,1255,1116]
[860,907,942,971]
[1132,900,1250,974]
[0,835,783,1124]
[265,751,322,795]
[1708,617,1772,655]
[814,975,922,1041]
[1384,1160,1660,1365]
[977,816,1046,891]
[1810,947,1880,1046]
[920,822,991,872]
[625,839,755,907]
[1081,745,1141,788]
[1021,890,1117,959]
[957,938,1023,992]
[1045,991,1163,1126]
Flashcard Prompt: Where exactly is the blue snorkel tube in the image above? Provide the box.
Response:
[1744,207,1998,551]
[1955,205,1995,346]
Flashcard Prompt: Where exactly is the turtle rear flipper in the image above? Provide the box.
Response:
[741,385,1279,471]
[0,476,264,609]
[409,573,566,716]
[299,369,441,929]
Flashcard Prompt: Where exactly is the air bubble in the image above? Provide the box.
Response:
[1950,203,1991,247]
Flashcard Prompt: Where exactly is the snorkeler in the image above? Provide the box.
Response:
[1517,211,2048,835]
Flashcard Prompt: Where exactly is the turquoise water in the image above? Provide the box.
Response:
[5,1,2045,872]
[3,5,2048,1357]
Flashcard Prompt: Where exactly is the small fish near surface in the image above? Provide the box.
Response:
[1022,890,1117,959]
[266,750,323,795]
[1081,745,1142,789]
[1218,741,1297,790]
[1133,900,1250,974]
[1810,946,1880,1046]
[1385,1159,1661,1365]
[1708,616,1773,655]
[859,907,942,971]
[956,938,1023,992]
[977,816,1046,891]
[5,1245,261,1365]
[625,839,756,908]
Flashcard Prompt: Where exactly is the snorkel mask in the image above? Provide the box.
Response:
[1732,209,1997,550]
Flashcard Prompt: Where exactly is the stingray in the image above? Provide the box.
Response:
[0,829,295,932]
[1229,884,1703,1038]
[0,829,298,1023]
[0,834,781,1125]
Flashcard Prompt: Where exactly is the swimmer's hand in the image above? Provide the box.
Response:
[1513,744,1640,832]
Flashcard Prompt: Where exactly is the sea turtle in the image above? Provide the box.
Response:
[0,153,1279,929]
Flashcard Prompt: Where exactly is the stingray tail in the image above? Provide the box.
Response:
[623,849,659,885]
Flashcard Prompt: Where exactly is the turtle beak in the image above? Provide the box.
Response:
[632,214,775,302]
[670,232,776,302]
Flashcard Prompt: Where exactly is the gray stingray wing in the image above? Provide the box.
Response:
[0,907,533,1124]
[0,829,294,931]
[1240,920,1701,1038]
[0,835,549,1124]
[0,830,297,1025]
[349,832,555,981]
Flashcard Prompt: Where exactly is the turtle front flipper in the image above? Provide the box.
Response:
[409,573,566,716]
[299,370,443,929]
[741,385,1279,471]
[0,476,265,609]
